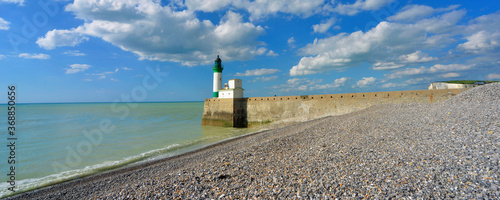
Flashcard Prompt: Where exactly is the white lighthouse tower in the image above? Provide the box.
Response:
[213,55,223,98]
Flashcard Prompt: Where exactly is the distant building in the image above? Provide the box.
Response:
[428,82,475,90]
[211,56,244,98]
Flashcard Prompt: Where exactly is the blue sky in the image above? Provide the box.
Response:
[1,0,499,103]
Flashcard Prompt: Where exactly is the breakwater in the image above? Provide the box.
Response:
[201,89,469,127]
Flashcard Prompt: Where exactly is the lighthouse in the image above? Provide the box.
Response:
[213,55,223,98]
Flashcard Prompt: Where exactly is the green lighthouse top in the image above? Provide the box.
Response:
[213,55,223,73]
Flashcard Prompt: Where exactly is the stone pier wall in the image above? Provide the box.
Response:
[201,89,468,127]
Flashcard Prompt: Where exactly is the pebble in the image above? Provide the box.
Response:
[8,83,500,199]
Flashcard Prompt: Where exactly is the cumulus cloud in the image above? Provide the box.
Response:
[386,66,427,79]
[381,82,406,88]
[290,9,466,76]
[18,53,50,59]
[309,77,350,90]
[183,0,392,19]
[274,77,351,92]
[185,0,325,20]
[428,64,473,73]
[355,77,376,87]
[266,50,278,56]
[382,77,431,88]
[273,78,323,92]
[235,68,280,76]
[184,0,232,12]
[0,17,10,30]
[331,0,395,16]
[388,4,459,22]
[458,31,500,53]
[372,62,404,70]
[387,64,473,79]
[486,73,500,80]
[37,28,89,50]
[399,51,437,63]
[65,64,91,74]
[36,1,266,66]
[312,18,336,33]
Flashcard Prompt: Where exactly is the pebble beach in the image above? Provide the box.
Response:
[8,83,499,199]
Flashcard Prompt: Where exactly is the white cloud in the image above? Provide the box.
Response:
[250,76,278,82]
[399,51,437,63]
[388,4,459,22]
[290,9,466,76]
[91,68,119,80]
[266,50,278,56]
[37,1,266,66]
[373,62,404,70]
[184,0,231,12]
[332,0,395,16]
[387,66,427,79]
[288,37,296,48]
[18,53,50,59]
[382,77,431,88]
[440,72,460,78]
[0,55,5,59]
[0,0,24,6]
[37,28,89,50]
[309,77,350,90]
[486,73,500,80]
[121,67,132,70]
[185,0,325,20]
[355,77,376,87]
[290,54,351,76]
[184,0,392,20]
[428,64,473,73]
[63,50,86,56]
[0,17,10,30]
[252,47,267,56]
[387,64,473,79]
[273,78,323,92]
[65,64,91,74]
[93,68,119,75]
[235,68,280,76]
[381,82,407,88]
[312,18,336,33]
[405,77,429,85]
[458,31,500,53]
[388,5,435,22]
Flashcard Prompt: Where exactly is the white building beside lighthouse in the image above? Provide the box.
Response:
[212,56,244,99]
[219,79,244,99]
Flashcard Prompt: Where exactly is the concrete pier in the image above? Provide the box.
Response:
[201,88,469,127]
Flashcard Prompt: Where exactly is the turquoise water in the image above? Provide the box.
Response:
[0,102,262,198]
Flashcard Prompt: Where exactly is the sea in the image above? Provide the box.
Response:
[0,102,264,198]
